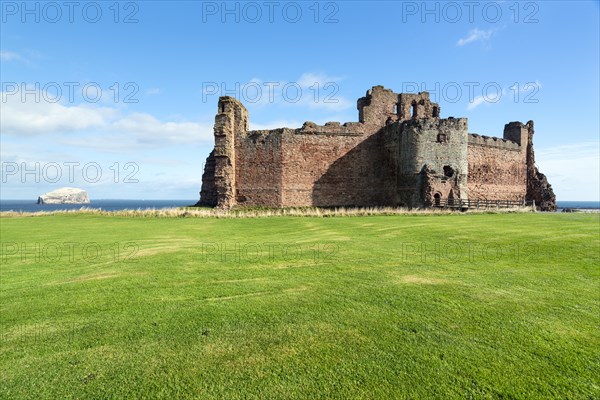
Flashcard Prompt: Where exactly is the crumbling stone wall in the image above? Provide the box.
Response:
[466,121,556,211]
[398,92,441,121]
[233,121,397,208]
[467,133,527,201]
[357,85,399,126]
[524,121,556,211]
[197,86,555,211]
[280,129,385,207]
[234,129,284,206]
[198,150,217,206]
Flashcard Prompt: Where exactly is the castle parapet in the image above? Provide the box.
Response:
[468,133,521,150]
[296,121,366,136]
[401,116,467,132]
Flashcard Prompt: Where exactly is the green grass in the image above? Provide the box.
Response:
[1,213,599,399]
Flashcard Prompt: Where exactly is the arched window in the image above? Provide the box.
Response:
[434,193,441,206]
[432,106,439,118]
[411,101,418,119]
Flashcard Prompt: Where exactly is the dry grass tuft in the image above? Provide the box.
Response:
[0,205,536,219]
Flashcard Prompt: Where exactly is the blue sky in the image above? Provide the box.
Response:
[1,0,599,201]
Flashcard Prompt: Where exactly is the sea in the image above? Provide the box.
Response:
[0,200,598,213]
[0,200,196,213]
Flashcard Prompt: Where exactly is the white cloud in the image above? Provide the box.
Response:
[0,89,213,146]
[0,51,22,61]
[457,29,494,46]
[112,113,212,144]
[201,72,353,113]
[296,72,343,88]
[250,120,303,130]
[1,99,117,134]
[467,88,505,110]
[466,95,487,110]
[467,81,543,110]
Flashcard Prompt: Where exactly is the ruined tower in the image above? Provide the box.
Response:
[198,96,248,208]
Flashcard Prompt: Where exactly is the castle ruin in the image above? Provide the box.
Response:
[197,85,556,211]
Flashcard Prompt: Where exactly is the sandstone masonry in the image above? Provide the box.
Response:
[197,86,556,211]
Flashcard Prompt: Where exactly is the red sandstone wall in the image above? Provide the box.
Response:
[231,85,404,208]
[234,130,283,207]
[233,124,398,208]
[279,131,395,207]
[467,139,527,201]
[234,129,530,207]
[280,133,365,207]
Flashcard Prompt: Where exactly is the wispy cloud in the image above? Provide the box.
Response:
[457,29,494,47]
[466,81,543,110]
[0,50,22,61]
[466,95,488,110]
[467,88,505,110]
[250,120,303,130]
[202,72,353,113]
[0,88,213,147]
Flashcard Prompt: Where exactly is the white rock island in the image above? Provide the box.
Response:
[37,187,90,205]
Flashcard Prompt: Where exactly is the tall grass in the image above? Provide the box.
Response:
[0,205,537,218]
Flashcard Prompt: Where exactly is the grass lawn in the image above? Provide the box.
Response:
[1,212,599,399]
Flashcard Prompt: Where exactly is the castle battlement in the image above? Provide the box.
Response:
[400,116,468,130]
[468,134,521,150]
